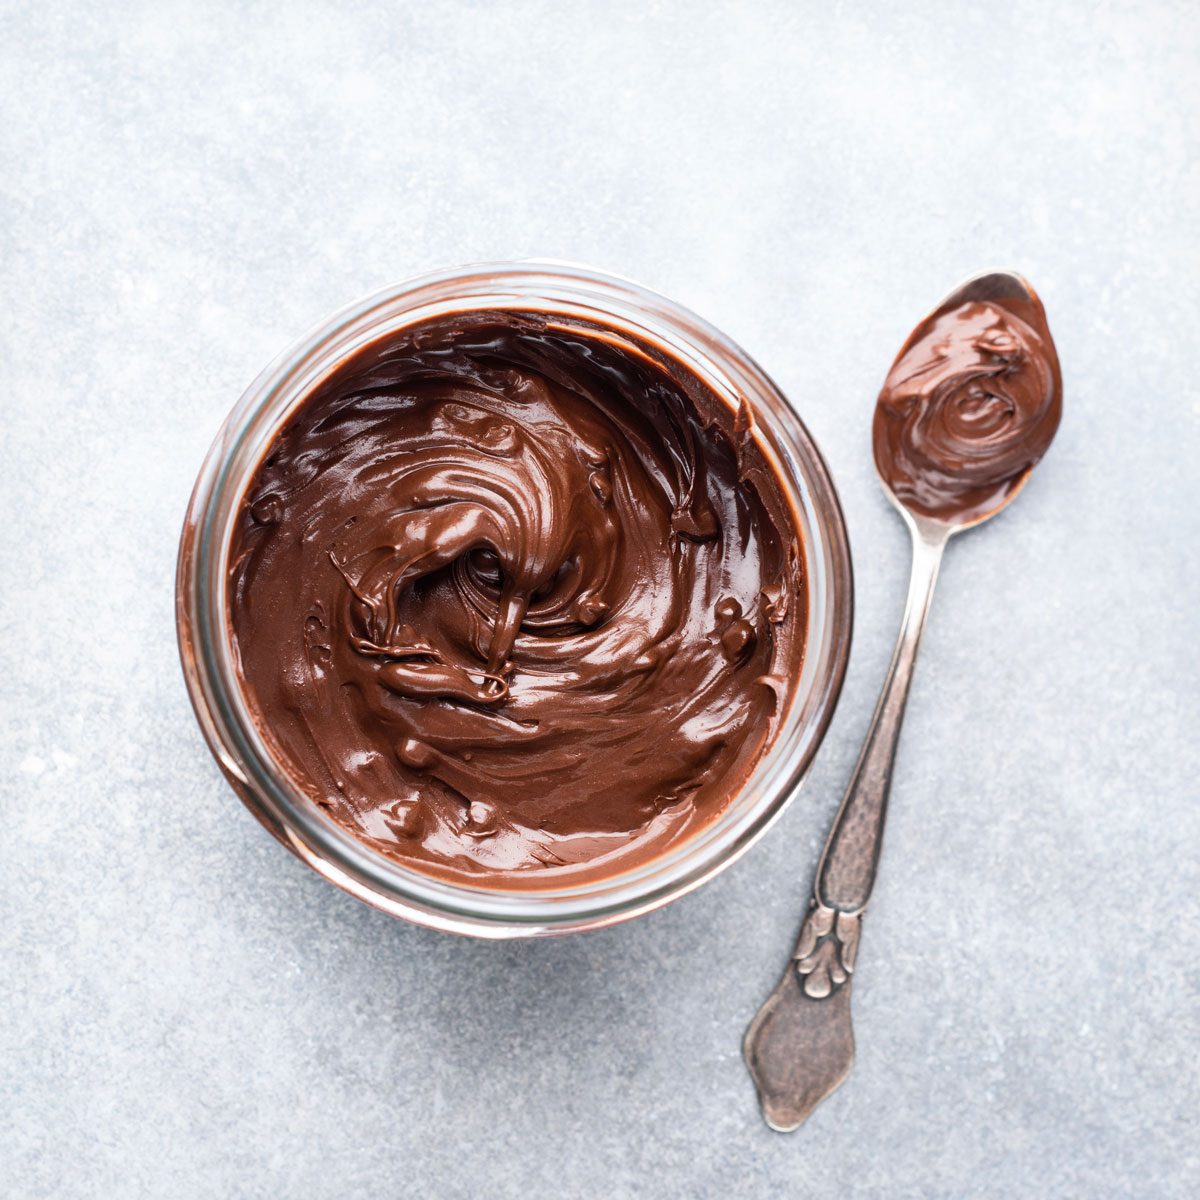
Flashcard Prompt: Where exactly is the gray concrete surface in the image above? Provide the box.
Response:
[2,2,1197,1196]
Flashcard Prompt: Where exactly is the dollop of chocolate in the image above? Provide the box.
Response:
[872,290,1061,522]
[229,311,806,886]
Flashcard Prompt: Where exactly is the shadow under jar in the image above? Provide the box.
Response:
[177,263,853,937]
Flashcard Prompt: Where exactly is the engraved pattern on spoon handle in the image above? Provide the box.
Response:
[794,522,946,998]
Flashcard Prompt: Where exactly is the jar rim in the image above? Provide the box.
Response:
[176,260,853,937]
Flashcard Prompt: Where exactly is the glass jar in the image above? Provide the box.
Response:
[177,262,853,937]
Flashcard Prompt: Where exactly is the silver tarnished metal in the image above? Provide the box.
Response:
[744,517,946,1132]
[744,271,1047,1133]
[794,903,861,999]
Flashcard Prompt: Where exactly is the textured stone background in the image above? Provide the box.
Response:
[2,2,1197,1197]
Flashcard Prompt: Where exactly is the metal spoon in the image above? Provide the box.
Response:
[743,271,1060,1132]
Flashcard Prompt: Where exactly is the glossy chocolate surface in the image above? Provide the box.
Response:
[228,311,806,886]
[873,290,1061,523]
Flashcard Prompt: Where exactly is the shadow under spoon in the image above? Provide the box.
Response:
[743,270,1062,1132]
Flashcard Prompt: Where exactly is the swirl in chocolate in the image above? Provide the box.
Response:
[872,292,1061,523]
[229,311,805,887]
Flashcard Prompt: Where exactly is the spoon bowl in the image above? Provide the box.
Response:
[883,271,1044,536]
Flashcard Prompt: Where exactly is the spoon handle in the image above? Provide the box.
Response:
[809,522,945,941]
[744,519,947,1131]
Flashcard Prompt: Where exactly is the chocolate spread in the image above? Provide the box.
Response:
[228,311,806,887]
[872,288,1061,523]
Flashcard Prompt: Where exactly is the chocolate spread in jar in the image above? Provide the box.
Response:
[228,310,807,887]
[872,288,1061,523]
